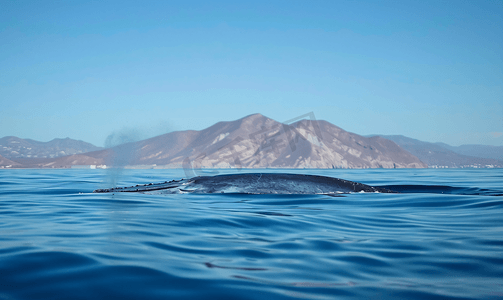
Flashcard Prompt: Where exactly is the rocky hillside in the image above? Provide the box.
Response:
[132,114,426,169]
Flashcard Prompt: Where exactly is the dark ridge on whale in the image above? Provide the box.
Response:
[94,173,395,195]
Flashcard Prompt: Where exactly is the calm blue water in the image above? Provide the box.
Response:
[1,168,502,300]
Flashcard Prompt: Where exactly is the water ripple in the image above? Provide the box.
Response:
[0,169,502,299]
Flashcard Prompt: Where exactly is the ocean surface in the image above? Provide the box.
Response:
[1,168,502,300]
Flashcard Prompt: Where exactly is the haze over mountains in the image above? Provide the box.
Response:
[0,114,501,169]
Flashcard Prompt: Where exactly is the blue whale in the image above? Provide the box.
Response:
[93,173,396,195]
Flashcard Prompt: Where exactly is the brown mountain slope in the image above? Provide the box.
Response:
[266,119,426,168]
[131,113,426,169]
[0,154,22,168]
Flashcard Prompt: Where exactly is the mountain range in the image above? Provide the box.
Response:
[1,114,425,169]
[0,136,102,159]
[376,135,503,168]
[1,114,501,169]
[434,143,503,161]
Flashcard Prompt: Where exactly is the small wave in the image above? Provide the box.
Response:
[379,185,503,196]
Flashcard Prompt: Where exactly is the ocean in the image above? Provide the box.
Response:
[1,168,502,299]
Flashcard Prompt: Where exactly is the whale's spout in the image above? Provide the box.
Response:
[93,173,397,195]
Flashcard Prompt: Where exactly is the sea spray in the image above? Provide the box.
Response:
[104,127,144,188]
[102,123,172,187]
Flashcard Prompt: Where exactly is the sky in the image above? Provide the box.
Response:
[1,0,502,147]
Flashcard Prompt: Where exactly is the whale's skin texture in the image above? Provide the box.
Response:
[93,173,396,195]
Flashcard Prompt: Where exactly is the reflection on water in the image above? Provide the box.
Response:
[0,168,502,299]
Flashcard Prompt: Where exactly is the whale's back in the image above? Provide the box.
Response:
[94,173,394,194]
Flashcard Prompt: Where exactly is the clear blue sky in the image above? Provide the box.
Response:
[1,0,502,147]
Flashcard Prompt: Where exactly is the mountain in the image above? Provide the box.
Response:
[378,135,503,168]
[128,113,426,169]
[0,136,103,159]
[0,154,21,168]
[434,143,503,161]
[12,114,426,169]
